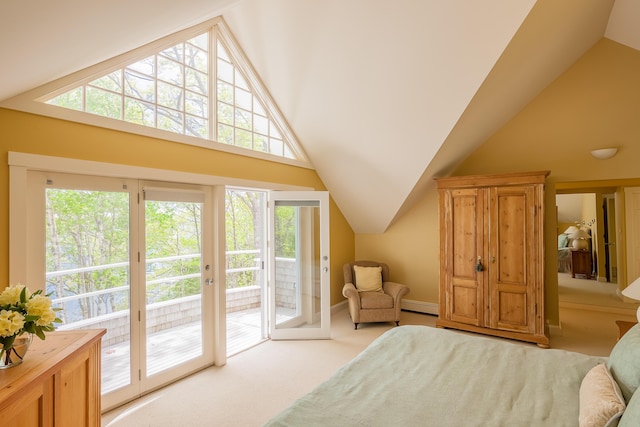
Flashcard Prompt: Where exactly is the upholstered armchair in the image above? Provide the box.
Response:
[342,261,410,330]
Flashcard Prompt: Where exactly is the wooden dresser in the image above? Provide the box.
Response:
[0,329,106,427]
[436,171,549,347]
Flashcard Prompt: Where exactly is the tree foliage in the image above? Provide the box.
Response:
[46,187,298,323]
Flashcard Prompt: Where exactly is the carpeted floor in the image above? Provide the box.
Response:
[102,303,635,427]
[558,272,639,314]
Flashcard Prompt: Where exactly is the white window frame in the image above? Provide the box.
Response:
[0,18,310,169]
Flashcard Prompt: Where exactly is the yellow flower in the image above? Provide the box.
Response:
[0,309,25,338]
[0,284,28,306]
[26,294,52,317]
[26,294,57,326]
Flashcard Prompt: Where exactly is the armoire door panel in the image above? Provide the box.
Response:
[489,186,534,331]
[441,188,485,326]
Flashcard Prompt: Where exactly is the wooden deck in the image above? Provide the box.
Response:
[102,308,264,393]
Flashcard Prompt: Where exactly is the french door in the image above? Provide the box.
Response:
[268,191,330,339]
[27,172,214,410]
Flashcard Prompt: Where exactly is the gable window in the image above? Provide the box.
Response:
[41,18,304,162]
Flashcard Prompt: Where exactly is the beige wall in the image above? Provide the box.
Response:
[0,109,355,305]
[357,38,640,327]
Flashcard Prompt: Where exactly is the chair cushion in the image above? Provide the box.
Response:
[360,291,394,309]
[353,265,383,293]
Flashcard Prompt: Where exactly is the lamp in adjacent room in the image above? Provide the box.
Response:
[565,227,591,250]
[621,277,640,323]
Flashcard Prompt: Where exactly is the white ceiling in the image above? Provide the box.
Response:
[1,0,638,233]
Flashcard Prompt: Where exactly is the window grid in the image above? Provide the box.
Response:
[45,23,298,161]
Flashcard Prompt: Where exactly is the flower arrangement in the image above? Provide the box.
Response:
[0,284,62,366]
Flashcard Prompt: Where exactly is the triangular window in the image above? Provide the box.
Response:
[42,19,305,162]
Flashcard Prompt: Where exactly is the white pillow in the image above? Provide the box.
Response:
[579,363,626,427]
[353,265,383,293]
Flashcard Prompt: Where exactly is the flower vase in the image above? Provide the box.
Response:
[0,334,33,369]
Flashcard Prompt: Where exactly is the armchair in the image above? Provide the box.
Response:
[342,261,410,330]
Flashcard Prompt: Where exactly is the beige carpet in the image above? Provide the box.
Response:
[102,304,634,427]
[558,272,639,314]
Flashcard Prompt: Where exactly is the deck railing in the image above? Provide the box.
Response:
[50,254,296,348]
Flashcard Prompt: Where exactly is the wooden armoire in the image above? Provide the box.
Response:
[435,171,550,348]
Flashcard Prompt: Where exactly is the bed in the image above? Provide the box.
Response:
[558,233,572,273]
[266,324,640,426]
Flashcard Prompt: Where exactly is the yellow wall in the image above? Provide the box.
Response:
[357,38,640,327]
[0,109,355,304]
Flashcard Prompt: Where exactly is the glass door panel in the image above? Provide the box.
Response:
[225,189,267,356]
[142,187,207,380]
[43,177,136,404]
[269,191,330,340]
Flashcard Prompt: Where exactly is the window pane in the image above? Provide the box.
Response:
[217,59,233,83]
[217,81,233,104]
[235,108,251,130]
[188,33,208,51]
[128,56,155,76]
[161,43,184,62]
[158,107,183,133]
[217,123,234,144]
[186,68,207,96]
[236,129,252,149]
[186,45,208,74]
[270,138,283,156]
[158,56,183,86]
[217,41,230,62]
[217,102,233,125]
[284,144,295,159]
[235,88,251,110]
[253,98,266,116]
[125,98,155,127]
[86,87,122,119]
[235,70,249,90]
[254,114,268,135]
[186,91,207,118]
[186,115,208,138]
[158,81,183,110]
[90,71,122,93]
[47,88,83,110]
[125,71,155,102]
[270,126,281,139]
[253,134,268,153]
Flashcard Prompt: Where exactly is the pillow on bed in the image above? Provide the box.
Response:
[579,363,625,427]
[608,323,640,402]
[619,388,640,427]
[558,233,569,248]
[353,265,383,292]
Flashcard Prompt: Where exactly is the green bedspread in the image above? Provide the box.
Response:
[265,325,604,426]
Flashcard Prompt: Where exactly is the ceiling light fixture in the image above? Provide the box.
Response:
[591,148,618,160]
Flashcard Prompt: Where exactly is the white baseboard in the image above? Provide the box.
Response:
[331,300,348,314]
[332,299,438,316]
[401,299,439,315]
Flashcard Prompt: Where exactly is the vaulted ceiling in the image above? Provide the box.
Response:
[1,0,638,233]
